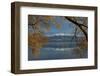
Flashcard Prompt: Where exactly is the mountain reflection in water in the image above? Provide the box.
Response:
[28,35,88,60]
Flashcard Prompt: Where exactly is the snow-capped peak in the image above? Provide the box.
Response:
[46,33,74,37]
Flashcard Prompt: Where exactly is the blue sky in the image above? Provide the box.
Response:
[46,17,74,34]
[28,15,84,36]
[44,16,75,35]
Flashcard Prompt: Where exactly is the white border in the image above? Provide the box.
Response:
[20,6,95,70]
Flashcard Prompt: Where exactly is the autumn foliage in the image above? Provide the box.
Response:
[28,15,88,58]
[28,32,48,57]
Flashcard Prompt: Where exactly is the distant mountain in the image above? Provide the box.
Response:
[45,33,83,37]
[46,35,83,42]
[42,33,84,48]
[46,33,74,37]
[43,35,81,48]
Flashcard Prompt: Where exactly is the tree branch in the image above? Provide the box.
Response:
[65,17,88,41]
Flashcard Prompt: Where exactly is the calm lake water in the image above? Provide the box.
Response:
[28,36,88,61]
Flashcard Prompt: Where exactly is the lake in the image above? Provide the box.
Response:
[28,36,88,60]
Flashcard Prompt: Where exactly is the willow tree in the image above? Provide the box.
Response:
[28,15,88,58]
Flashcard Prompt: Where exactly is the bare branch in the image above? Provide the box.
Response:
[65,17,88,41]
